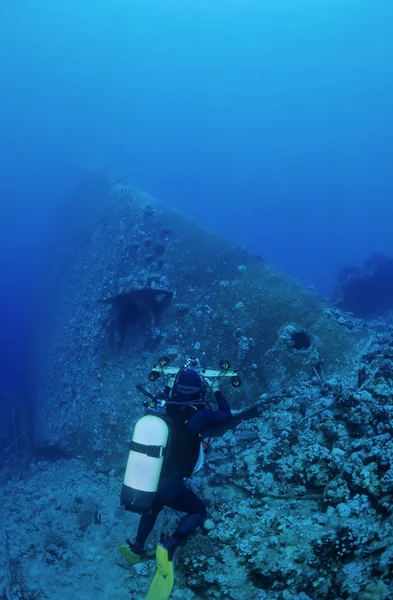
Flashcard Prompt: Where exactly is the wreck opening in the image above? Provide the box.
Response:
[102,287,173,349]
[291,329,312,351]
[279,325,313,354]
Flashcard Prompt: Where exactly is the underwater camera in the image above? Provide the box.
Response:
[135,356,241,415]
[147,355,241,387]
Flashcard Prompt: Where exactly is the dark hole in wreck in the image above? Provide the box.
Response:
[102,287,173,349]
[291,329,312,351]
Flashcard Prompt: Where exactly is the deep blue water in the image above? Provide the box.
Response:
[1,0,393,397]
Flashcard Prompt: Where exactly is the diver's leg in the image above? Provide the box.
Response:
[132,501,163,554]
[159,479,207,558]
[145,480,205,599]
[117,501,163,564]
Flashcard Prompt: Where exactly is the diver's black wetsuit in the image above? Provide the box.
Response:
[131,390,231,557]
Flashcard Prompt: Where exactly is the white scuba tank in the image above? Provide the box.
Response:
[120,414,169,514]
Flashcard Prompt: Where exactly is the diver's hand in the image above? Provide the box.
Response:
[211,379,220,394]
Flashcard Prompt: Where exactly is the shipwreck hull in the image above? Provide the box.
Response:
[35,175,368,468]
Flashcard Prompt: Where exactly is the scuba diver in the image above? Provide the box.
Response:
[117,361,232,600]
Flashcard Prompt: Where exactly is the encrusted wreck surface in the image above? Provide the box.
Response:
[35,175,368,467]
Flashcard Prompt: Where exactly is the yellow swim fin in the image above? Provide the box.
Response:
[117,542,141,565]
[145,543,174,600]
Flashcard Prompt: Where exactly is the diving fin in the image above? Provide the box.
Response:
[117,542,141,565]
[145,543,174,600]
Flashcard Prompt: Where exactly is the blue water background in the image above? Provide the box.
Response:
[1,0,393,395]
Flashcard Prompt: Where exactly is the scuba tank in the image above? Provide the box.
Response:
[120,381,202,513]
[120,413,169,514]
